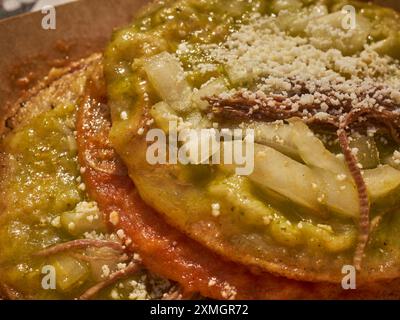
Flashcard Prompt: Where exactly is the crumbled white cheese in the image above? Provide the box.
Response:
[120,111,128,120]
[299,94,314,105]
[101,265,111,278]
[68,222,76,231]
[133,253,142,262]
[297,222,303,229]
[208,278,217,287]
[262,216,271,226]
[220,282,237,300]
[117,263,127,270]
[336,153,345,160]
[146,118,155,126]
[109,211,120,226]
[393,151,400,165]
[351,148,359,156]
[116,229,126,239]
[110,289,120,300]
[202,13,400,114]
[51,216,61,228]
[78,183,86,191]
[211,203,221,217]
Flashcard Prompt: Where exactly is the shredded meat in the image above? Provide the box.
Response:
[69,252,130,263]
[207,93,400,138]
[207,86,400,270]
[337,127,370,270]
[34,239,124,257]
[73,72,400,298]
[76,77,325,299]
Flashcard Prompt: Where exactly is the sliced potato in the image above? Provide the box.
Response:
[306,11,371,55]
[248,122,300,161]
[364,165,400,203]
[276,4,328,37]
[370,31,400,60]
[249,119,348,174]
[250,144,321,213]
[313,168,358,219]
[143,52,192,112]
[249,143,361,218]
[289,119,348,174]
[240,136,400,219]
[150,101,179,133]
[50,255,89,292]
[192,78,228,110]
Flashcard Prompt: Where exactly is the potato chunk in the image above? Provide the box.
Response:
[289,119,348,174]
[192,78,228,110]
[250,144,321,213]
[248,122,300,161]
[61,201,106,236]
[143,52,192,112]
[306,11,371,55]
[250,144,360,218]
[364,165,400,205]
[50,255,89,292]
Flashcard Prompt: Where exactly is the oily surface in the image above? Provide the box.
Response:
[0,56,103,299]
[1,57,399,299]
[105,0,400,282]
[77,71,400,299]
[2,0,400,299]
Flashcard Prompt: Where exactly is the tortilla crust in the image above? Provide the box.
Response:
[1,54,399,300]
[76,69,400,300]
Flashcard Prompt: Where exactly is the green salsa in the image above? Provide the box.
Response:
[104,0,400,281]
[2,0,400,298]
[0,104,85,298]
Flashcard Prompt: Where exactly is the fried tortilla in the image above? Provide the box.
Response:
[105,0,400,283]
[77,67,400,299]
[2,0,400,300]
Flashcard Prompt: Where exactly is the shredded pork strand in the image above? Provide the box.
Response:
[207,81,400,136]
[34,241,161,300]
[34,239,124,257]
[207,84,400,270]
[69,252,130,263]
[337,127,370,271]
